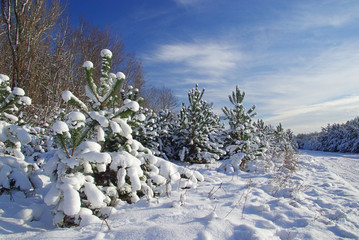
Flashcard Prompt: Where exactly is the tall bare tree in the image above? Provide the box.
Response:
[142,85,179,112]
[0,1,146,124]
[1,0,63,88]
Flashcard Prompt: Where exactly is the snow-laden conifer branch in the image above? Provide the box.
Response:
[100,73,125,109]
[62,91,89,114]
[83,61,101,105]
[99,49,112,96]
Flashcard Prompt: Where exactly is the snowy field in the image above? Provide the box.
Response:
[0,150,358,240]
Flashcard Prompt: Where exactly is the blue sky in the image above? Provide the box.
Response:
[67,0,359,133]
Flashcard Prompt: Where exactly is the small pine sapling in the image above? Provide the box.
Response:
[269,123,298,172]
[45,49,204,227]
[155,109,178,160]
[175,85,224,164]
[221,86,265,170]
[45,49,142,227]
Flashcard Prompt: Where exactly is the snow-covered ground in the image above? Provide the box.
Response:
[0,150,358,240]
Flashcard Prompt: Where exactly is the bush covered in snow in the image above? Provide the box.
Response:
[130,107,160,155]
[44,50,204,227]
[132,108,180,162]
[134,85,225,164]
[150,109,178,160]
[262,124,298,195]
[0,74,35,193]
[130,84,297,175]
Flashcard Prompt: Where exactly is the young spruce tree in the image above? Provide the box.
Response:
[176,85,224,164]
[221,86,264,170]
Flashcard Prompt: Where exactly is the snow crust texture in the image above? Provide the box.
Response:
[1,151,358,239]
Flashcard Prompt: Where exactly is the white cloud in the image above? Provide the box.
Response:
[270,1,359,32]
[172,0,204,7]
[149,41,242,77]
[291,11,357,30]
[264,94,359,132]
[242,41,359,133]
[147,39,359,134]
[179,77,228,86]
[143,1,359,134]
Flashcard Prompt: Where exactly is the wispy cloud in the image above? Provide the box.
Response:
[265,94,359,133]
[142,1,359,133]
[249,42,359,98]
[172,0,205,7]
[146,38,359,133]
[243,41,359,132]
[291,2,359,30]
[267,94,359,122]
[148,40,242,77]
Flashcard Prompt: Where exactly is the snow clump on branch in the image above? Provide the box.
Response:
[82,61,94,70]
[100,49,112,58]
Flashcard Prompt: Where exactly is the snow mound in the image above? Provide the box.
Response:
[12,87,25,96]
[52,121,69,135]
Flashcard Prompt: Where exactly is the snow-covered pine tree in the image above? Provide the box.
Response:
[241,119,274,172]
[297,118,359,153]
[253,119,270,150]
[175,85,224,164]
[44,50,203,227]
[220,86,264,171]
[269,123,297,170]
[130,107,160,155]
[155,109,178,160]
[132,108,178,161]
[0,74,34,193]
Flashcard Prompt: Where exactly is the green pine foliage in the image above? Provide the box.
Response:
[0,47,300,228]
[44,49,203,227]
[155,109,178,160]
[175,85,224,164]
[131,108,179,161]
[222,86,265,169]
[131,108,160,155]
[0,74,32,124]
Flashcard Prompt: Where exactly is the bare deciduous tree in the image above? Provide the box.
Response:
[0,1,146,124]
[1,0,63,88]
[142,85,179,112]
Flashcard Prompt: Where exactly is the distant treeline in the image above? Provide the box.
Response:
[296,117,359,153]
